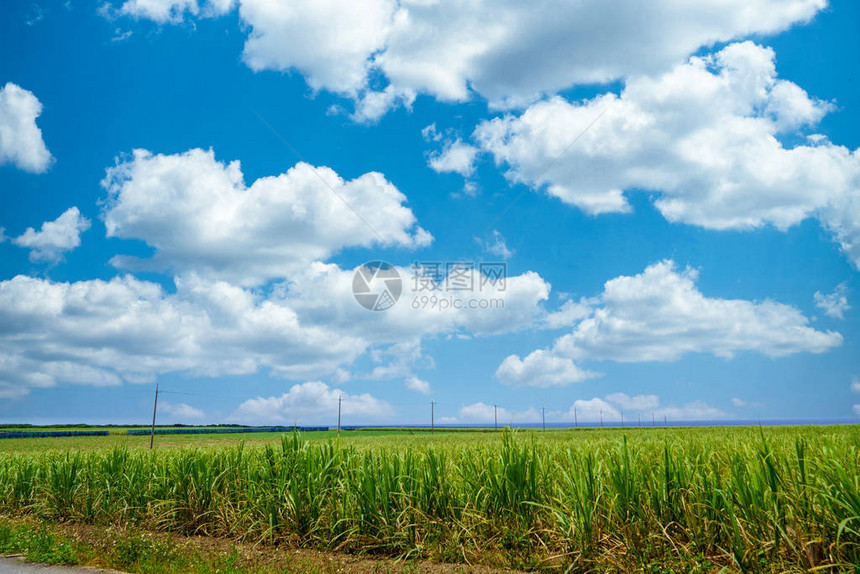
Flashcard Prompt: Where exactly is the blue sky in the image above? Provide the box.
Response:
[0,0,858,426]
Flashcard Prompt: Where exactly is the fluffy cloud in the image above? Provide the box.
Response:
[555,260,841,362]
[475,230,513,260]
[498,260,841,382]
[239,0,394,96]
[0,137,556,399]
[604,392,659,411]
[0,258,552,399]
[378,0,824,108]
[457,401,538,424]
[542,299,594,330]
[428,139,479,177]
[351,86,415,124]
[473,42,860,266]
[568,394,726,422]
[814,283,850,319]
[108,1,825,117]
[495,349,599,388]
[159,401,205,420]
[229,381,391,425]
[0,274,367,398]
[12,207,91,262]
[281,261,551,339]
[405,376,431,395]
[569,398,620,422]
[101,148,432,285]
[114,0,234,23]
[653,401,727,421]
[0,83,53,173]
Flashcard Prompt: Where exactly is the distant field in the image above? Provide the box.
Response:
[0,427,490,453]
[0,425,858,572]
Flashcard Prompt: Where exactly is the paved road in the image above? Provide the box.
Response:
[0,557,125,574]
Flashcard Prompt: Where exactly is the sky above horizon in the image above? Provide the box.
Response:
[0,0,858,427]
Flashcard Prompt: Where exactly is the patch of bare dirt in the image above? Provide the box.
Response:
[6,517,529,574]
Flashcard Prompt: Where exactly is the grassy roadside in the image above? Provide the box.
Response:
[0,515,520,574]
[0,516,260,573]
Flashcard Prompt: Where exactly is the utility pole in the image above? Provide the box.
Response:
[652,412,655,427]
[664,414,668,427]
[574,407,578,428]
[149,383,159,450]
[494,404,498,431]
[337,395,342,436]
[541,407,546,431]
[431,401,436,433]
[621,409,624,427]
[638,413,641,427]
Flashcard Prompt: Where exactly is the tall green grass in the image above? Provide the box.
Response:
[0,427,858,571]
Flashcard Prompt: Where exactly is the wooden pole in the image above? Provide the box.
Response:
[149,383,159,450]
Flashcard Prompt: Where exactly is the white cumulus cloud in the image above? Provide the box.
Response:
[0,274,368,398]
[496,349,599,388]
[239,0,395,96]
[229,381,391,425]
[13,207,91,262]
[379,0,825,109]
[473,42,860,267]
[604,392,660,411]
[0,83,53,173]
[554,260,842,362]
[814,283,850,319]
[569,394,726,422]
[405,375,431,395]
[475,230,513,260]
[496,260,841,383]
[159,400,206,420]
[568,398,620,422]
[457,401,538,424]
[114,0,234,23]
[101,148,432,285]
[428,139,479,177]
[107,1,826,118]
[0,258,553,399]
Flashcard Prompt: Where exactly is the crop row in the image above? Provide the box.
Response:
[0,429,858,571]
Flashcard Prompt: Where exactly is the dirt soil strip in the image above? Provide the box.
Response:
[4,519,531,574]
